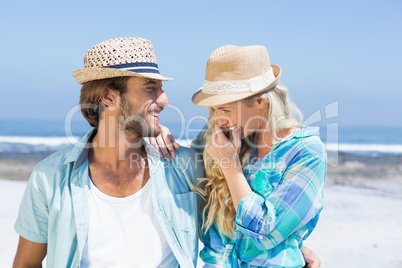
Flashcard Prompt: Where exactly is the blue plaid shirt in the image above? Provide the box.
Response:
[199,126,327,267]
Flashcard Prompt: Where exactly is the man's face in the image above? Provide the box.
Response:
[118,77,168,138]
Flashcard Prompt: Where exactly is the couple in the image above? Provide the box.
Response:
[13,37,326,267]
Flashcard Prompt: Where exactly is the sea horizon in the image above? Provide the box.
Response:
[1,118,402,156]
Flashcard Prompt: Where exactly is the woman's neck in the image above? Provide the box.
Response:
[255,126,299,160]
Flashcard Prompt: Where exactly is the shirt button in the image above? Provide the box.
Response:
[259,235,263,239]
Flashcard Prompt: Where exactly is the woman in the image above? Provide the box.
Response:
[153,45,326,267]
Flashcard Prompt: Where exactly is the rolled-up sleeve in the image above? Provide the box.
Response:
[235,152,326,250]
[14,169,49,243]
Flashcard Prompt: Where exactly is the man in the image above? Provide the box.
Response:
[13,37,203,267]
[13,37,320,267]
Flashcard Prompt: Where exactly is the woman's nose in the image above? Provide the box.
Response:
[216,117,229,128]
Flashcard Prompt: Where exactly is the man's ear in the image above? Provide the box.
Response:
[100,89,117,108]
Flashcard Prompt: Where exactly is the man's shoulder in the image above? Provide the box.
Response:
[32,143,81,183]
[170,146,204,180]
[173,146,203,165]
[175,146,198,157]
[36,144,73,168]
[34,130,93,173]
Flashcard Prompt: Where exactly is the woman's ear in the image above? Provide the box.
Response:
[257,98,268,110]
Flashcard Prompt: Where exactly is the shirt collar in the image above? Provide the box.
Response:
[142,138,163,158]
[63,129,163,166]
[272,126,320,148]
[289,126,320,139]
[250,126,320,154]
[63,129,96,165]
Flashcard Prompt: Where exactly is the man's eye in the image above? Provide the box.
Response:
[223,110,230,113]
[146,87,156,92]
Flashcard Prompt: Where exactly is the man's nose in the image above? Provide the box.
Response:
[156,89,169,107]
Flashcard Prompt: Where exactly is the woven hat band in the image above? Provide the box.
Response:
[202,68,275,95]
[105,62,160,74]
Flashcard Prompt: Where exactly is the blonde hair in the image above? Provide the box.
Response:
[198,83,303,237]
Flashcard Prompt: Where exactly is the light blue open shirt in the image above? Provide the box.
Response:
[15,130,204,267]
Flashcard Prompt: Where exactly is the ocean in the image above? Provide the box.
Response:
[1,119,402,157]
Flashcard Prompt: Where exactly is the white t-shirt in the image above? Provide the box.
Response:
[80,178,178,267]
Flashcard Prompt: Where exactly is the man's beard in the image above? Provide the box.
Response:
[118,97,161,138]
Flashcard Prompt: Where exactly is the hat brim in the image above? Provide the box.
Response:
[192,65,281,107]
[73,67,173,84]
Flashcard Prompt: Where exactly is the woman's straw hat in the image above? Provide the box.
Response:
[73,37,172,84]
[192,45,281,107]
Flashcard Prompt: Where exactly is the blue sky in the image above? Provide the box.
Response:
[0,0,401,127]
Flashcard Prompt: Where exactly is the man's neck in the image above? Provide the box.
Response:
[90,126,145,170]
[87,128,150,197]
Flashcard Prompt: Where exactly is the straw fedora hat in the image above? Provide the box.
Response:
[192,45,281,107]
[73,37,172,84]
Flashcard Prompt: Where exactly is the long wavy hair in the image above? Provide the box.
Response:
[197,83,303,238]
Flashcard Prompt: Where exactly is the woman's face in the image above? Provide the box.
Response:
[212,99,268,139]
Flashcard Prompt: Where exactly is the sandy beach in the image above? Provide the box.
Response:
[1,151,401,267]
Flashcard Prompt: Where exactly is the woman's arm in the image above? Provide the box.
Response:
[148,125,180,161]
[206,125,252,209]
[207,124,326,250]
[234,152,326,249]
[149,124,208,159]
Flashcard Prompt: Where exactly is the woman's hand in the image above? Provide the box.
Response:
[301,246,321,268]
[207,124,252,210]
[148,125,180,162]
[207,124,242,170]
